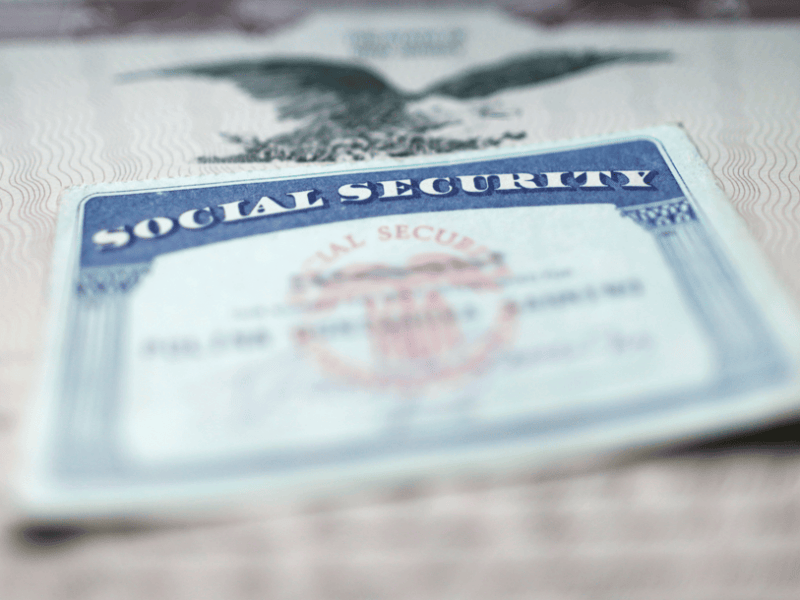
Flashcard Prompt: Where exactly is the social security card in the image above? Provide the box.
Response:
[17,125,800,516]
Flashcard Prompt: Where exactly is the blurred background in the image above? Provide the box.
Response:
[0,0,799,40]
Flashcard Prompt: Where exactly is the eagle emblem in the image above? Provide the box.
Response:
[126,50,668,162]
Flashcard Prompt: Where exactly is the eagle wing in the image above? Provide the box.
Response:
[423,50,670,100]
[126,58,408,128]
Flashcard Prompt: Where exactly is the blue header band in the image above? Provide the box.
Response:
[80,139,680,267]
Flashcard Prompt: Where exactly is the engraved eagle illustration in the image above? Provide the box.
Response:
[130,50,668,162]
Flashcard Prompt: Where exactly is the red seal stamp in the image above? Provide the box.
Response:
[290,225,517,392]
